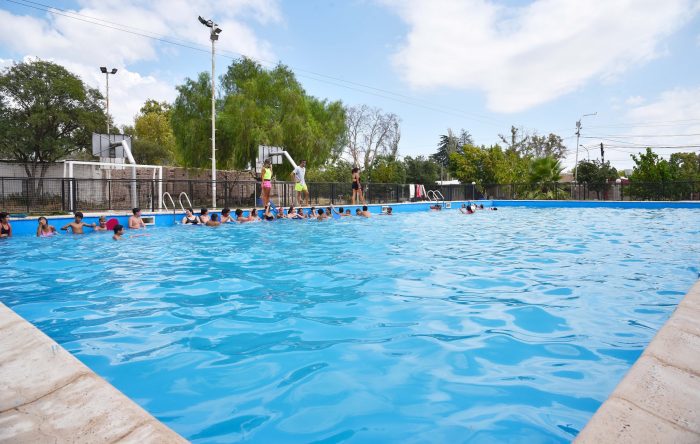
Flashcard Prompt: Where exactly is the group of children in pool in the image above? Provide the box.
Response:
[0,202,492,241]
[181,204,378,226]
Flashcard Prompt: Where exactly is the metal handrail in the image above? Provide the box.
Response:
[178,192,192,212]
[162,192,176,213]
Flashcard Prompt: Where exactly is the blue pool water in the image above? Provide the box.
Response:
[1,207,699,443]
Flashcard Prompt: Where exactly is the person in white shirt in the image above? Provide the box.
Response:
[292,160,309,206]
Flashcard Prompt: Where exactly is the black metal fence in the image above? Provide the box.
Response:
[0,177,698,214]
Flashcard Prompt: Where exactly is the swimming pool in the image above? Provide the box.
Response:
[1,207,698,443]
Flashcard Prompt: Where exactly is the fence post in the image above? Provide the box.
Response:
[25,178,30,214]
[71,180,77,213]
[151,180,156,212]
[331,183,336,205]
[108,180,112,210]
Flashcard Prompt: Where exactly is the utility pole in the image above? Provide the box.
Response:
[199,16,222,208]
[600,142,605,165]
[573,112,597,183]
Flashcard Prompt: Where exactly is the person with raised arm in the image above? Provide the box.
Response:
[61,212,96,234]
[36,216,57,237]
[292,159,309,206]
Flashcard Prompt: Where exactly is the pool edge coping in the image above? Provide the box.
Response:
[575,278,700,442]
[0,302,188,443]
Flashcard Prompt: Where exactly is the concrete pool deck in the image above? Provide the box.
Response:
[0,303,186,443]
[576,279,700,443]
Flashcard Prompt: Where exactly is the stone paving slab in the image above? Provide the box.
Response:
[0,303,187,444]
[576,279,700,443]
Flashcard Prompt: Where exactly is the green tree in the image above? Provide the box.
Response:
[431,128,473,168]
[669,152,700,181]
[0,59,105,179]
[524,133,567,160]
[575,159,618,199]
[172,57,346,174]
[306,159,353,183]
[130,100,176,165]
[366,155,406,183]
[629,148,674,200]
[528,156,563,183]
[171,72,215,169]
[404,156,439,184]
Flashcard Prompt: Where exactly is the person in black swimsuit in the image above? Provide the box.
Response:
[351,167,366,205]
[182,208,200,225]
[0,212,11,238]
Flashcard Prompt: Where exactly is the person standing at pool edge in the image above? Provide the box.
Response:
[352,167,365,205]
[292,160,309,206]
[261,159,273,208]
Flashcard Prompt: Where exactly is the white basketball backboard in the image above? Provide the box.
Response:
[92,133,129,159]
[256,145,284,172]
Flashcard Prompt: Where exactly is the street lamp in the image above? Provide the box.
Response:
[198,16,222,208]
[574,112,596,183]
[579,144,591,161]
[471,181,476,200]
[100,67,118,135]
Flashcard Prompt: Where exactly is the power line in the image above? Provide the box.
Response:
[4,0,509,127]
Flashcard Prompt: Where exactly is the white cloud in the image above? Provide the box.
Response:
[625,96,645,106]
[384,0,699,113]
[0,1,282,126]
[590,87,700,168]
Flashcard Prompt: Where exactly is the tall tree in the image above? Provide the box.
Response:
[0,59,105,179]
[575,159,618,199]
[431,128,473,167]
[170,72,213,168]
[524,133,567,160]
[344,104,401,170]
[171,58,346,173]
[498,126,530,153]
[129,100,176,165]
[404,156,440,185]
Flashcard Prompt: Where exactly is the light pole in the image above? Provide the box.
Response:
[471,181,476,200]
[574,112,596,183]
[199,16,222,208]
[100,67,118,135]
[579,144,590,161]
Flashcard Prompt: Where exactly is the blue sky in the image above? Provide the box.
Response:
[1,0,700,170]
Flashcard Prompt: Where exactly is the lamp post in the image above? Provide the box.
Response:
[198,16,222,208]
[471,181,476,200]
[574,112,596,183]
[100,67,118,135]
[579,144,590,161]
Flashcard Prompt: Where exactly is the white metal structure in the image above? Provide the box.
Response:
[256,145,298,172]
[64,138,163,212]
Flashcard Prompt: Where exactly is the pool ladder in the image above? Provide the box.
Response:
[162,192,193,223]
[427,190,446,208]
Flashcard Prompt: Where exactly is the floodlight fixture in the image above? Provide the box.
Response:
[111,68,118,74]
[100,66,107,73]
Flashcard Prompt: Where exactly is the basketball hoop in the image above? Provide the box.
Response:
[92,133,129,170]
